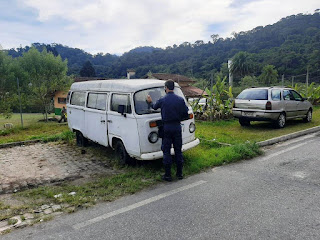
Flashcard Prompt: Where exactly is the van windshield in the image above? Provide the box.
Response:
[134,87,186,115]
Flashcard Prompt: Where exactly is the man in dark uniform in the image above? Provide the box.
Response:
[147,80,189,181]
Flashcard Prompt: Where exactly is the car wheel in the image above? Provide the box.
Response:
[239,118,250,126]
[76,131,88,147]
[303,110,312,123]
[115,141,130,165]
[275,113,286,128]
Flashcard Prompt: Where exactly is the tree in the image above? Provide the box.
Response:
[259,65,278,86]
[80,61,96,77]
[19,47,71,121]
[0,51,18,118]
[230,52,254,80]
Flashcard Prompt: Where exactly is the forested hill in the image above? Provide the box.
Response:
[7,12,320,80]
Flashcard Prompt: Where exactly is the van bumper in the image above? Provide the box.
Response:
[139,138,200,160]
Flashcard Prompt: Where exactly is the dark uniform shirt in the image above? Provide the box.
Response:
[151,92,189,124]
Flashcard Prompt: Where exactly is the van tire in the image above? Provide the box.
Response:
[76,131,88,147]
[239,118,250,126]
[115,141,130,165]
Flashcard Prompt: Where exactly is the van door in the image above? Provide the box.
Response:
[107,93,140,157]
[84,93,109,147]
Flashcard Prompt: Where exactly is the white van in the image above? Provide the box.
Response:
[67,79,200,164]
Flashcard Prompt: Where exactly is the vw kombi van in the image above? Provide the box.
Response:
[67,79,199,164]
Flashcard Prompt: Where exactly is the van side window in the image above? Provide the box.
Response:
[87,93,108,110]
[70,92,86,106]
[271,90,281,101]
[111,94,132,114]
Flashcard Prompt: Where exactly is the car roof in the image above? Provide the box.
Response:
[70,79,179,92]
[244,86,293,90]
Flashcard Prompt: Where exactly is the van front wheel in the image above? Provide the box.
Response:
[115,141,130,165]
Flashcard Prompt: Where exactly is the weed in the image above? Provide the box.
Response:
[8,218,18,225]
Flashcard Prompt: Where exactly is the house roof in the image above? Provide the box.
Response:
[148,73,195,84]
[146,73,206,97]
[182,86,207,97]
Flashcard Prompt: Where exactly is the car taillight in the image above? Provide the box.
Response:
[266,101,272,110]
[189,113,194,119]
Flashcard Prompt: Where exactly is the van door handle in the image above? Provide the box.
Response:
[101,120,106,123]
[107,120,112,123]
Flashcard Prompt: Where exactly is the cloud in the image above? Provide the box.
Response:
[1,0,319,54]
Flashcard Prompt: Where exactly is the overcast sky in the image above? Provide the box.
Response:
[0,0,319,55]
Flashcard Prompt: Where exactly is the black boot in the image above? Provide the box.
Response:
[176,163,183,180]
[162,164,172,182]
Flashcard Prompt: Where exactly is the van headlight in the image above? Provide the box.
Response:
[189,122,196,133]
[148,131,159,143]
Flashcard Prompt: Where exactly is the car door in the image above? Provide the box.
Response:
[84,92,109,147]
[283,90,296,118]
[107,93,140,157]
[290,90,308,117]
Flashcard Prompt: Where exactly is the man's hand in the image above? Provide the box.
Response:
[146,95,152,103]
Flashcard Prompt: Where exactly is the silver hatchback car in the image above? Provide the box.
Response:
[232,87,313,128]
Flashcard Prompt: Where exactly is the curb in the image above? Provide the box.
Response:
[0,140,41,149]
[257,126,320,147]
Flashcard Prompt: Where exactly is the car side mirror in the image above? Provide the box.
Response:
[117,105,126,117]
[302,97,307,101]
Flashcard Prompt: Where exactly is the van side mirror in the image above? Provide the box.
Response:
[117,105,126,116]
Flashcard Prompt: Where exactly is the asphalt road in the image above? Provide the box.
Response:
[2,132,320,240]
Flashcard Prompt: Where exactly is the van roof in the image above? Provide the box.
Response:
[70,79,178,92]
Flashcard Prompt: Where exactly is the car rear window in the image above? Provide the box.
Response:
[237,89,268,100]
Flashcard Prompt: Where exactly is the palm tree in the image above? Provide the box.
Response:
[230,51,253,79]
[259,65,278,86]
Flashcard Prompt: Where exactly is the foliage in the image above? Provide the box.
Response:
[230,51,254,80]
[0,51,18,118]
[80,60,96,77]
[193,76,233,121]
[240,75,260,88]
[293,82,320,105]
[18,47,71,120]
[259,65,278,86]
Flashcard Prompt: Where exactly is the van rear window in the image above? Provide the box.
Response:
[237,89,268,100]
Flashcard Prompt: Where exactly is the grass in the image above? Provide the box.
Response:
[0,113,70,144]
[196,106,320,144]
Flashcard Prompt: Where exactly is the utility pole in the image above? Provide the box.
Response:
[306,67,309,88]
[17,78,24,128]
[228,60,233,87]
[291,76,294,88]
[210,73,213,122]
[306,66,309,96]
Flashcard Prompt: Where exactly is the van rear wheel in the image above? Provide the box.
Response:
[76,131,88,147]
[115,141,130,165]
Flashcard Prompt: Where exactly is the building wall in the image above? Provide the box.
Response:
[54,91,68,115]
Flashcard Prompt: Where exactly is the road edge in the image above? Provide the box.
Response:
[257,126,320,147]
